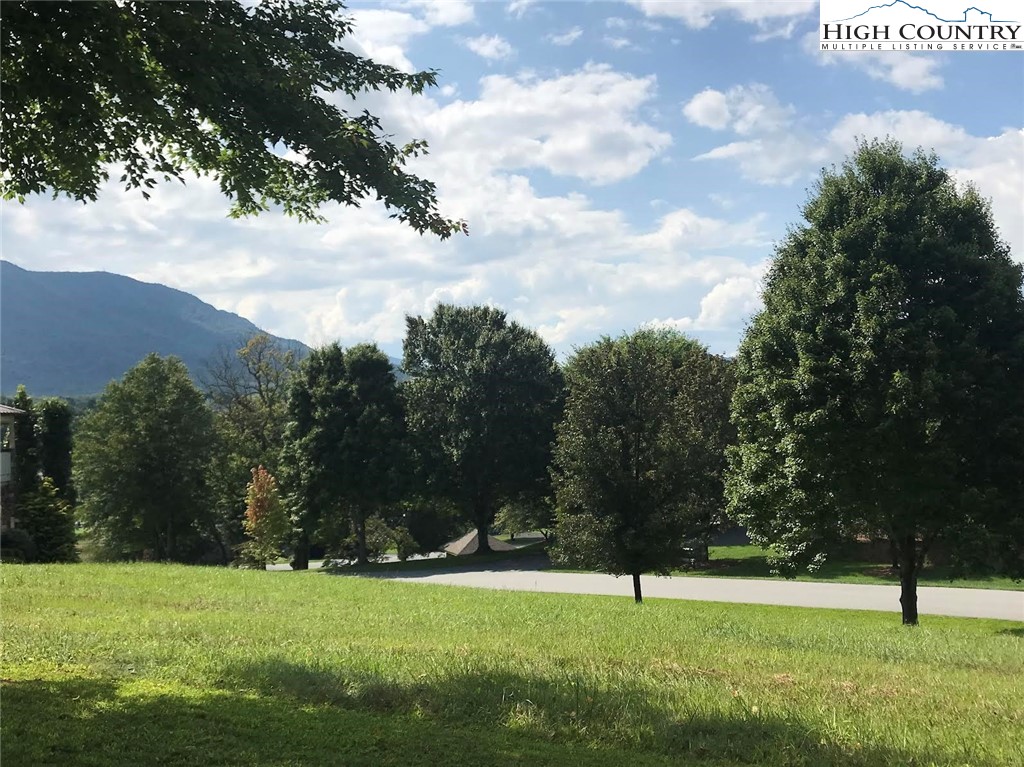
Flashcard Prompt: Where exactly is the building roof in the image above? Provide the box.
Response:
[0,405,26,416]
[442,530,518,556]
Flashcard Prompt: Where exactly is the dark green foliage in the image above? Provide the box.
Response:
[1,1,464,237]
[726,140,1024,624]
[552,329,735,602]
[392,498,463,555]
[18,477,78,563]
[35,398,75,504]
[0,528,37,563]
[494,498,555,540]
[0,261,308,397]
[280,343,405,566]
[403,305,564,553]
[74,354,217,561]
[8,386,39,493]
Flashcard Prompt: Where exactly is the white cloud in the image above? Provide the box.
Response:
[630,0,817,29]
[683,84,794,135]
[507,0,536,18]
[805,32,944,93]
[547,26,583,45]
[346,2,474,72]
[649,268,767,333]
[462,34,515,60]
[682,89,732,130]
[399,0,474,27]
[603,36,636,50]
[422,64,672,185]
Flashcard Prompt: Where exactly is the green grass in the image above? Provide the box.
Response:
[687,545,1024,591]
[2,564,1022,766]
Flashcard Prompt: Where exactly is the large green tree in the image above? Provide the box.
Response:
[552,329,735,603]
[1,0,464,237]
[280,343,404,567]
[403,304,564,553]
[727,140,1024,625]
[75,354,217,561]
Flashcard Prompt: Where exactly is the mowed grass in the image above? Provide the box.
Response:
[2,564,1022,767]
[690,546,1024,591]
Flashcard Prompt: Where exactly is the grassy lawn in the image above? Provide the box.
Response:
[688,545,1024,591]
[2,564,1022,766]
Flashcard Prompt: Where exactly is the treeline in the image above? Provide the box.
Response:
[63,305,737,595]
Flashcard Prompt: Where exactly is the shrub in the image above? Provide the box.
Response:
[19,477,78,562]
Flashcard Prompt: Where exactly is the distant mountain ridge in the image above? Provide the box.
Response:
[1,261,311,397]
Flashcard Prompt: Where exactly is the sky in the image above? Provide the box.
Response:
[4,0,1022,359]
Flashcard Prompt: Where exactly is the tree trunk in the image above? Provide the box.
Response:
[356,515,368,565]
[897,535,919,626]
[291,532,310,570]
[476,518,492,554]
[632,572,643,604]
[166,518,175,562]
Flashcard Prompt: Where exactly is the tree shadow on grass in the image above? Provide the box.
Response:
[2,675,665,767]
[216,659,950,766]
[996,627,1024,638]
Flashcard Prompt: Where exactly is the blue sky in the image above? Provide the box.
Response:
[5,0,1022,358]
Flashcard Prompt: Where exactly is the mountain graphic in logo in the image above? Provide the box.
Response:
[832,1,1018,23]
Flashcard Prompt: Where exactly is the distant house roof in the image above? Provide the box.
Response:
[443,530,517,556]
[0,405,26,416]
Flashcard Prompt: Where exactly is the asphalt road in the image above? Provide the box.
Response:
[385,566,1024,621]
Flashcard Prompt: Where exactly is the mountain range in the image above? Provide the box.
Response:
[1,261,311,397]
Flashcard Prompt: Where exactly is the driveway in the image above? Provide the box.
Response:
[384,566,1023,621]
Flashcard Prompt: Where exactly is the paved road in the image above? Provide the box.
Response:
[384,566,1023,621]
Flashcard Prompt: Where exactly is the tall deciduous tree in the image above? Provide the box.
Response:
[75,355,216,561]
[204,334,299,559]
[35,398,75,504]
[552,329,735,603]
[1,1,465,237]
[727,140,1024,625]
[280,343,404,566]
[403,304,564,553]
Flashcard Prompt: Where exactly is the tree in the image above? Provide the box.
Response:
[19,477,78,563]
[204,334,299,466]
[1,1,465,237]
[403,304,564,553]
[494,498,555,541]
[204,334,299,558]
[552,329,735,603]
[242,466,290,568]
[35,398,75,504]
[726,140,1024,625]
[280,343,404,566]
[8,386,39,494]
[75,354,217,561]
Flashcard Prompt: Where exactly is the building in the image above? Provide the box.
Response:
[1,404,27,530]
